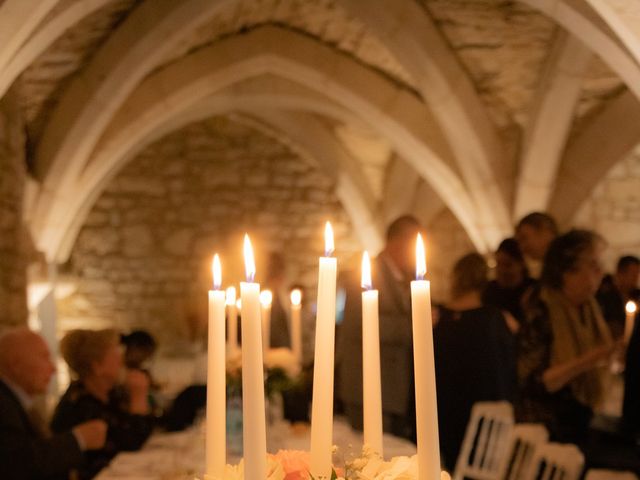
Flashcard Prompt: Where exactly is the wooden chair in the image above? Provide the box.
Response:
[501,424,549,480]
[524,443,584,480]
[585,470,639,480]
[453,401,514,480]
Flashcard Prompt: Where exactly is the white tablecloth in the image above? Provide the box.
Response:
[96,417,416,479]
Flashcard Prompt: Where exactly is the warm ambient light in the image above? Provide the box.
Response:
[225,286,236,306]
[236,299,242,311]
[244,234,256,282]
[212,254,222,290]
[361,251,372,290]
[290,288,302,306]
[627,301,637,315]
[260,289,273,307]
[416,233,426,281]
[324,222,334,257]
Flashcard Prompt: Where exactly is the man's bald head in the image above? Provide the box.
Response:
[0,327,55,395]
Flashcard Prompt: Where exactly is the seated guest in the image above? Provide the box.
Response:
[0,327,106,480]
[483,237,535,325]
[518,230,615,444]
[515,212,559,278]
[596,255,640,339]
[263,252,291,349]
[51,329,154,479]
[121,330,157,370]
[434,253,517,470]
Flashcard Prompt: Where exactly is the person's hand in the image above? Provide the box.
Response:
[124,369,151,414]
[584,342,616,369]
[73,419,107,450]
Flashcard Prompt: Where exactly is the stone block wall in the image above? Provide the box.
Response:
[58,117,362,347]
[0,94,28,327]
[575,147,640,271]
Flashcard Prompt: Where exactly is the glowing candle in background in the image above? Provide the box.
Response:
[206,254,226,478]
[260,289,273,353]
[240,235,267,480]
[361,251,383,457]
[310,222,338,478]
[625,301,637,345]
[226,286,238,355]
[410,234,441,480]
[290,288,303,366]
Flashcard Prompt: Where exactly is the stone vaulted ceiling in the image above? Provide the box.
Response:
[1,0,640,264]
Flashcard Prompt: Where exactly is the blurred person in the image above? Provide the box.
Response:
[434,253,517,470]
[0,327,106,480]
[597,255,640,339]
[51,329,154,479]
[337,215,421,439]
[263,252,291,349]
[515,212,559,278]
[121,330,157,370]
[483,237,535,325]
[623,308,640,435]
[518,230,616,444]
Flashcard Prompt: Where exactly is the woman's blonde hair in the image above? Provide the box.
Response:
[60,329,120,379]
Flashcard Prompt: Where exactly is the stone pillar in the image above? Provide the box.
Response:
[0,94,28,327]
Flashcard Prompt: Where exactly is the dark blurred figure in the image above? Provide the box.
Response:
[434,253,517,470]
[264,252,291,349]
[597,255,640,339]
[515,212,559,278]
[52,329,154,480]
[518,230,615,445]
[0,327,107,480]
[483,238,535,325]
[122,330,157,370]
[623,309,640,435]
[337,215,421,439]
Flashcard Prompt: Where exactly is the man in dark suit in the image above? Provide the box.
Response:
[0,327,107,480]
[336,216,421,439]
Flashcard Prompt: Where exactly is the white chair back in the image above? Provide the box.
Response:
[585,470,638,480]
[501,424,549,480]
[453,401,514,480]
[524,443,584,480]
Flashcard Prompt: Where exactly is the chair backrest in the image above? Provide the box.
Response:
[585,470,639,480]
[524,443,584,480]
[501,424,549,480]
[453,401,515,480]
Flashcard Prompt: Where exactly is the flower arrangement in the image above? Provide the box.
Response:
[202,446,451,480]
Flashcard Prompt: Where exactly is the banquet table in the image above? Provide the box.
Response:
[96,417,416,479]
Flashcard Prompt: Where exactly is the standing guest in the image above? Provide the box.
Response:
[51,329,154,480]
[518,230,615,444]
[0,327,107,480]
[263,252,291,349]
[483,237,535,325]
[515,212,559,278]
[434,253,517,470]
[337,215,420,439]
[596,255,640,339]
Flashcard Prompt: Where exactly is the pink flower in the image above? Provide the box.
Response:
[272,450,311,480]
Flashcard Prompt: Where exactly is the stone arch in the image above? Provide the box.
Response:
[0,0,112,97]
[0,0,59,81]
[584,0,640,67]
[342,0,511,242]
[33,26,494,261]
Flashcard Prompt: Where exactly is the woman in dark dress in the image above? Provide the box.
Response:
[483,237,536,325]
[51,329,154,479]
[434,253,517,471]
[517,230,615,445]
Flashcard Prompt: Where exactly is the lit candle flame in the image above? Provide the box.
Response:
[361,251,372,290]
[260,289,273,307]
[212,254,222,290]
[236,299,242,311]
[416,233,426,280]
[244,234,256,282]
[324,222,334,257]
[226,286,236,306]
[626,301,637,315]
[290,288,302,306]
